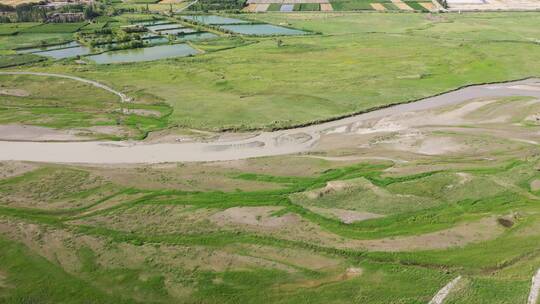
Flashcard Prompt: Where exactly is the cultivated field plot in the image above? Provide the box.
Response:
[244,0,435,11]
[446,0,540,11]
[180,14,309,35]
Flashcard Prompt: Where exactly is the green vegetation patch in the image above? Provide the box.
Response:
[0,22,40,36]
[0,53,45,68]
[22,22,88,33]
[405,1,430,11]
[329,0,378,10]
[267,3,282,11]
[294,3,320,10]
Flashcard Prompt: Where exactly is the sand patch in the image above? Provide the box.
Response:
[0,271,8,288]
[530,180,540,192]
[0,161,37,180]
[79,125,133,138]
[371,3,386,10]
[0,124,84,141]
[391,0,414,10]
[1,0,39,5]
[211,206,301,229]
[343,216,504,252]
[420,2,435,10]
[255,3,270,11]
[305,180,354,199]
[416,137,463,155]
[244,3,258,11]
[308,207,384,224]
[456,172,472,185]
[320,3,333,10]
[121,108,161,117]
[0,88,30,97]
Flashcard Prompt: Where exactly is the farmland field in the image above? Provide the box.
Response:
[1,9,540,304]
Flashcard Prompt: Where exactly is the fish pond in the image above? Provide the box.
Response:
[182,15,248,25]
[16,41,80,54]
[33,45,93,59]
[87,43,198,64]
[159,28,197,35]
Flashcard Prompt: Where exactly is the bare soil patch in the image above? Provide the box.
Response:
[239,244,342,271]
[530,179,540,192]
[341,216,504,252]
[0,271,8,289]
[0,88,30,97]
[0,124,85,141]
[371,3,386,10]
[0,161,37,180]
[72,205,220,235]
[308,207,383,224]
[85,163,279,192]
[211,206,301,229]
[320,3,333,10]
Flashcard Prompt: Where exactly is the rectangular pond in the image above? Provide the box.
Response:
[220,24,307,36]
[17,41,80,54]
[133,20,171,26]
[182,15,248,25]
[146,24,184,31]
[159,28,197,35]
[280,4,294,11]
[178,32,218,41]
[87,43,198,64]
[34,45,93,59]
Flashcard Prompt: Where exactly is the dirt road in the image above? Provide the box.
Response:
[0,71,130,102]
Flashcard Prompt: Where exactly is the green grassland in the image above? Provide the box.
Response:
[0,138,539,303]
[1,12,538,133]
[0,74,171,139]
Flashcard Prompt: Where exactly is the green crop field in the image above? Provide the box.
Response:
[21,22,88,33]
[1,10,540,304]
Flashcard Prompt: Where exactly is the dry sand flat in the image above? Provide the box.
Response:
[371,3,387,10]
[391,0,414,10]
[255,3,270,11]
[420,2,435,10]
[320,3,334,10]
[1,78,540,164]
[244,3,258,11]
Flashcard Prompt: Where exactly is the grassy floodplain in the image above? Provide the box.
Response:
[1,138,540,303]
[3,12,539,132]
[2,10,540,304]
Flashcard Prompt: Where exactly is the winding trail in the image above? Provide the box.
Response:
[528,269,540,304]
[428,276,462,304]
[0,72,130,102]
[0,77,540,164]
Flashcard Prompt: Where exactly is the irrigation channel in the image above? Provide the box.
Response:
[1,75,540,164]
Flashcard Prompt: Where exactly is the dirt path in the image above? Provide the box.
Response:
[428,276,462,304]
[528,269,540,304]
[0,78,539,164]
[0,71,130,103]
